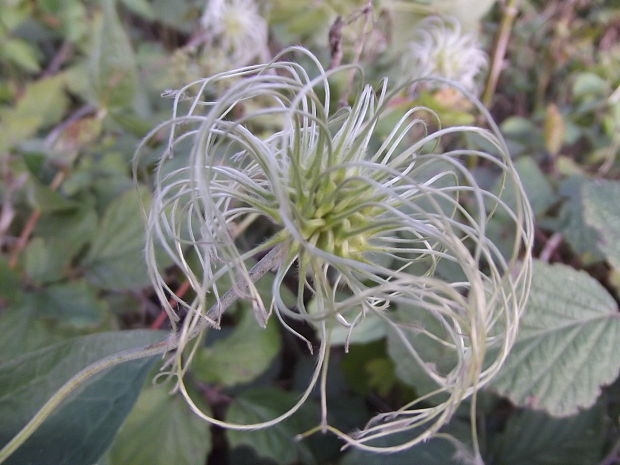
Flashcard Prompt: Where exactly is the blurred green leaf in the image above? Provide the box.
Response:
[120,0,155,20]
[0,330,165,465]
[572,72,609,101]
[491,261,620,416]
[489,404,605,465]
[194,310,281,387]
[37,205,97,259]
[548,177,604,263]
[511,157,555,217]
[0,75,67,154]
[0,297,61,363]
[23,238,65,284]
[108,383,211,465]
[583,179,620,271]
[90,0,138,111]
[0,257,21,305]
[27,178,78,212]
[37,0,88,42]
[23,206,97,285]
[2,38,40,72]
[226,388,318,465]
[34,280,107,329]
[365,358,397,397]
[82,187,151,290]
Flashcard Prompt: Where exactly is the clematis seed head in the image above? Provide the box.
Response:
[135,46,533,454]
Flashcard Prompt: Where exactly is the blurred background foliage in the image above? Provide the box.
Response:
[1,0,620,464]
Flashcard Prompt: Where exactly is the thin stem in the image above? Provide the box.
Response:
[8,170,65,269]
[482,0,520,107]
[149,280,191,330]
[0,243,287,464]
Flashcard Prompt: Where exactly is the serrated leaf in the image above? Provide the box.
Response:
[491,261,620,416]
[108,384,211,465]
[193,310,281,387]
[0,330,165,465]
[583,179,620,271]
[82,187,151,290]
[90,0,138,110]
[226,388,318,465]
[490,404,605,465]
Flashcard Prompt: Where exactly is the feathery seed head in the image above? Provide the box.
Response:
[402,16,488,94]
[135,46,533,453]
[200,0,269,69]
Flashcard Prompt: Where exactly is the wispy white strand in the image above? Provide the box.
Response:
[134,46,533,453]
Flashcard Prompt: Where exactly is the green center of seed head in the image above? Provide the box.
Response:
[296,167,381,260]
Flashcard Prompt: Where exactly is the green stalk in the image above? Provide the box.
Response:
[482,0,521,107]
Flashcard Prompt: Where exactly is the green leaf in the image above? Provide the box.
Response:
[0,297,62,363]
[572,72,609,100]
[21,206,95,286]
[0,257,21,305]
[491,261,620,416]
[82,187,151,290]
[27,178,78,212]
[365,358,397,397]
[226,388,318,465]
[490,404,605,465]
[310,296,386,346]
[37,0,88,42]
[500,157,555,217]
[550,177,604,263]
[0,330,165,465]
[583,179,620,271]
[193,310,281,387]
[0,75,67,154]
[37,205,97,261]
[517,157,555,216]
[340,419,471,465]
[387,305,457,397]
[23,238,65,285]
[333,313,385,345]
[2,38,40,72]
[90,0,138,110]
[108,384,211,465]
[34,280,107,329]
[120,0,155,19]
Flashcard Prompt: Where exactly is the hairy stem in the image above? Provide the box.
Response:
[0,242,287,464]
